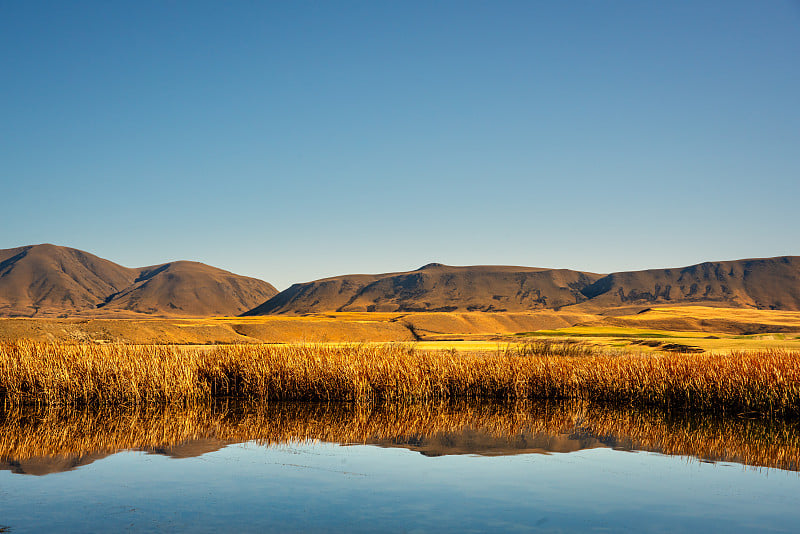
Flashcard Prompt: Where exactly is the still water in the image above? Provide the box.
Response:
[0,401,798,532]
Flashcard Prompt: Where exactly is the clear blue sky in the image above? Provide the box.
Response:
[2,1,798,289]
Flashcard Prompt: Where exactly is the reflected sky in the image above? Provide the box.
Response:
[1,401,799,532]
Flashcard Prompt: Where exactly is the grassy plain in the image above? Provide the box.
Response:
[2,306,800,354]
[516,326,800,353]
[514,306,800,353]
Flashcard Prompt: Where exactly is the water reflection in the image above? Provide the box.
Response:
[1,400,797,474]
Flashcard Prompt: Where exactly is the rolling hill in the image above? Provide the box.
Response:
[245,256,800,315]
[3,245,798,318]
[245,263,603,315]
[0,244,277,317]
[576,256,800,311]
[96,261,279,317]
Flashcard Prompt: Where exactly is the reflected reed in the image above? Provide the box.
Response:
[1,400,798,471]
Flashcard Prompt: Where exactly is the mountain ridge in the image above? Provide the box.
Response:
[245,256,800,315]
[573,256,800,311]
[3,245,798,317]
[0,244,278,317]
[245,264,604,315]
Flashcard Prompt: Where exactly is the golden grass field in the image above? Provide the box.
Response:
[1,306,800,353]
[1,307,798,419]
[1,341,798,417]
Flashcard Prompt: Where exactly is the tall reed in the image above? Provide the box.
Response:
[0,341,798,416]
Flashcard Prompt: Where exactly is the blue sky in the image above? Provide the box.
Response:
[2,1,798,289]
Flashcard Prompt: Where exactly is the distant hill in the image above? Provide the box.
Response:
[245,256,800,315]
[4,246,797,318]
[245,263,603,315]
[96,261,279,317]
[0,244,278,317]
[576,256,800,311]
[0,244,138,317]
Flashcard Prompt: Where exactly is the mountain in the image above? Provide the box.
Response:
[0,244,277,317]
[0,244,137,317]
[5,246,797,318]
[97,261,278,317]
[245,263,603,315]
[245,256,800,315]
[576,256,800,311]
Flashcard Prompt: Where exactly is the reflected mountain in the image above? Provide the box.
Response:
[369,429,613,457]
[1,401,797,475]
[1,452,111,476]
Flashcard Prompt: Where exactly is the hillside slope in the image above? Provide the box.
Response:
[0,244,277,317]
[246,256,800,315]
[99,261,278,317]
[245,263,602,315]
[576,256,800,311]
[0,244,138,317]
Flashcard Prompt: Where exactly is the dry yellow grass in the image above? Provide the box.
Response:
[3,307,800,353]
[1,400,798,471]
[610,306,800,329]
[515,306,800,353]
[0,311,597,344]
[1,341,799,416]
[518,326,800,353]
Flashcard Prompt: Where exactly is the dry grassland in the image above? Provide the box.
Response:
[0,311,598,345]
[3,307,800,354]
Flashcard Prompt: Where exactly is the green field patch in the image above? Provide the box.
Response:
[515,327,679,339]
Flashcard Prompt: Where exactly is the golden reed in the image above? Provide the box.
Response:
[1,400,798,471]
[0,341,799,416]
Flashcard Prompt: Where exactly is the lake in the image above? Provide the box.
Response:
[0,400,798,532]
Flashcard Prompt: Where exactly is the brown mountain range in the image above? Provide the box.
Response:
[0,244,277,317]
[245,256,800,315]
[575,256,800,311]
[3,245,798,318]
[245,263,603,315]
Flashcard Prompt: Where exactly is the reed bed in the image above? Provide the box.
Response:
[1,400,798,471]
[0,341,799,416]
